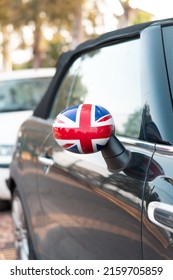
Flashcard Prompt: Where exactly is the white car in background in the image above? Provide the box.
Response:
[0,68,55,210]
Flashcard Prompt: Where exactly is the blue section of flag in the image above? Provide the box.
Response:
[96,143,105,151]
[62,105,79,122]
[68,145,80,153]
[95,105,109,121]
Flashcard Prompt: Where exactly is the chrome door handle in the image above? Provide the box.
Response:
[38,156,54,167]
[148,201,173,233]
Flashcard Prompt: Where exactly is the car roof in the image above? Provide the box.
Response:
[0,68,56,81]
[34,18,173,119]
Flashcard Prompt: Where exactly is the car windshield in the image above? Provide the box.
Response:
[0,77,51,113]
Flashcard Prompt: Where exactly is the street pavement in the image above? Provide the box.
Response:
[0,211,16,260]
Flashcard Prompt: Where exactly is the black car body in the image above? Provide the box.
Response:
[9,18,173,260]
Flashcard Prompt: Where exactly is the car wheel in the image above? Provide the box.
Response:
[12,190,35,260]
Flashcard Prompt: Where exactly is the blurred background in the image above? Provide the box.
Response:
[0,0,173,72]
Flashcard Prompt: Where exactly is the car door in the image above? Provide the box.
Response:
[141,25,173,260]
[36,38,154,259]
[142,146,173,259]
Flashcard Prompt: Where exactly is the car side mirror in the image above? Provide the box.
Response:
[52,104,131,172]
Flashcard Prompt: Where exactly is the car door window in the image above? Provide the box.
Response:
[50,39,142,138]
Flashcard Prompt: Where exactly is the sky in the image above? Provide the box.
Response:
[101,0,173,33]
[130,0,173,19]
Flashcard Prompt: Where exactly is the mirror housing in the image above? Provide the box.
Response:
[53,104,131,172]
[101,134,131,172]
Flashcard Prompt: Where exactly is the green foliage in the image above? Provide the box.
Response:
[123,108,143,138]
[133,10,152,25]
[0,0,153,70]
[43,33,69,67]
[0,0,87,69]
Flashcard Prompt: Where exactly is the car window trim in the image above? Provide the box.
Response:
[119,136,155,152]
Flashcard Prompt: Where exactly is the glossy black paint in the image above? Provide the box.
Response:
[142,147,173,259]
[37,128,147,259]
[9,18,173,259]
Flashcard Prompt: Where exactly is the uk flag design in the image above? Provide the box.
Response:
[53,104,114,154]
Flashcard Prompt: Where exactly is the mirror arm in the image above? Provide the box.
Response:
[101,134,131,172]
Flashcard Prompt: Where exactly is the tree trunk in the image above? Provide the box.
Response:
[70,3,84,49]
[118,0,131,28]
[1,26,12,71]
[32,22,43,68]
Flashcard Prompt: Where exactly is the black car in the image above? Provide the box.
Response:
[9,18,173,260]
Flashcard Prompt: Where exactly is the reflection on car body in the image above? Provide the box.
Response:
[8,18,173,259]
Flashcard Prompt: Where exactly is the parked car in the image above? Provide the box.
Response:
[0,68,55,210]
[9,18,173,260]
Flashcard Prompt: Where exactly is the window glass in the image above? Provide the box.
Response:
[50,39,142,138]
[0,77,51,112]
[163,26,173,102]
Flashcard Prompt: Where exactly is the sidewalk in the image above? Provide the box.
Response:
[0,211,16,260]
